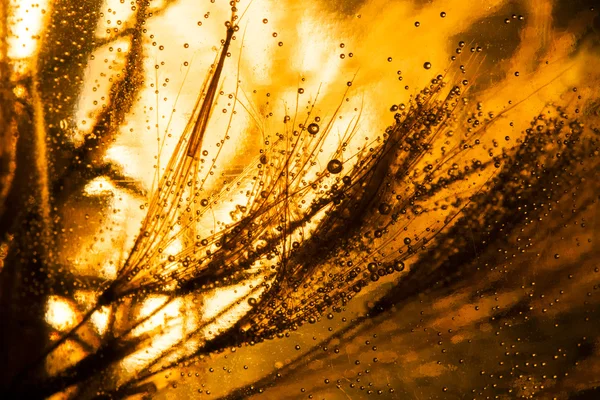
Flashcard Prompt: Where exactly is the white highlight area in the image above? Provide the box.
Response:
[7,0,49,60]
[45,296,77,331]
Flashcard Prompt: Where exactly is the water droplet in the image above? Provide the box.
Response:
[394,260,405,272]
[327,159,343,174]
[378,203,391,215]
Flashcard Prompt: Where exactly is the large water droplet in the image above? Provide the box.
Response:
[327,159,343,174]
[307,123,320,135]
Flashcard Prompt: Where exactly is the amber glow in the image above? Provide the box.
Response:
[1,0,599,398]
[39,0,600,389]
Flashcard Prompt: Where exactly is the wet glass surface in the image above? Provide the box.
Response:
[0,0,599,398]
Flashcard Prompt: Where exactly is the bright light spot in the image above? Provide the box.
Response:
[104,145,145,187]
[83,176,115,196]
[12,85,26,98]
[163,238,183,260]
[8,0,50,60]
[121,296,187,374]
[45,296,77,331]
[91,307,110,335]
[200,277,268,340]
[133,295,182,337]
[101,262,118,280]
[203,281,259,320]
